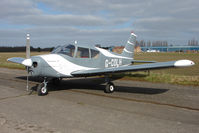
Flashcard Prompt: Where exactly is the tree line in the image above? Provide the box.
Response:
[0,46,54,52]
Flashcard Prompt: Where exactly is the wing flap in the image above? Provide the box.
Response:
[71,60,194,77]
[132,60,157,63]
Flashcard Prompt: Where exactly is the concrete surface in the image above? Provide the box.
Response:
[0,68,199,133]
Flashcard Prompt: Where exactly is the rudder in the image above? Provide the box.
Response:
[121,32,137,58]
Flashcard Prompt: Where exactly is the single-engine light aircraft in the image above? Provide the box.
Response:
[8,32,195,96]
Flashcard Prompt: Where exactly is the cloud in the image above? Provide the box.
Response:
[0,0,41,18]
[9,14,107,26]
[0,0,198,47]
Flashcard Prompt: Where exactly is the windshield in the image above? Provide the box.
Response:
[51,45,62,53]
[58,44,75,57]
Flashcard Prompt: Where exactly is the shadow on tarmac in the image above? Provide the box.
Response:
[16,76,169,95]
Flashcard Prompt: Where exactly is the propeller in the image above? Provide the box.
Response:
[26,33,31,91]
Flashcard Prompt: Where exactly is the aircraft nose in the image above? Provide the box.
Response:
[29,57,42,76]
[22,58,32,67]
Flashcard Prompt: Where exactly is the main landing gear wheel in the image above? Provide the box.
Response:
[104,82,115,93]
[37,82,48,96]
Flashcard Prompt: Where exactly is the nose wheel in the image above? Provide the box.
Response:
[37,79,48,96]
[104,82,115,93]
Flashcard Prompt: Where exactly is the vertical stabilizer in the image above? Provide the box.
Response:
[121,32,137,58]
[26,34,30,59]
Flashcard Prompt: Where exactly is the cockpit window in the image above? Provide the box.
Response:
[76,47,89,58]
[91,49,99,58]
[58,45,75,57]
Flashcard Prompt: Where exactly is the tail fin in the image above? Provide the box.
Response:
[26,33,30,59]
[121,32,137,58]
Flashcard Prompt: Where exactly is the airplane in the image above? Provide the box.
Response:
[8,32,195,96]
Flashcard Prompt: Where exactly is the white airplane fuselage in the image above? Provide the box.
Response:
[30,46,133,78]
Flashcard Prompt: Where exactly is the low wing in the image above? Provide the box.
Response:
[7,57,32,67]
[71,60,194,77]
[132,60,157,63]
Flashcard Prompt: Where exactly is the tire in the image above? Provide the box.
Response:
[104,82,115,93]
[37,83,48,96]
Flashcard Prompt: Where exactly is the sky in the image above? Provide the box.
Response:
[0,0,198,48]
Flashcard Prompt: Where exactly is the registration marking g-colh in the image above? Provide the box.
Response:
[105,58,122,68]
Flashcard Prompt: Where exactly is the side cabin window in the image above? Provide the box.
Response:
[76,47,89,58]
[91,49,99,58]
[58,45,75,57]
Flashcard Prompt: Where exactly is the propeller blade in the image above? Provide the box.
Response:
[26,33,30,59]
[26,33,31,92]
[26,67,29,91]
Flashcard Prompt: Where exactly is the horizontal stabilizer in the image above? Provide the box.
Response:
[7,57,32,67]
[71,60,194,77]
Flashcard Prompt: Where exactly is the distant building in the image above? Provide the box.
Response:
[112,46,124,54]
[112,46,142,54]
[134,46,142,53]
[101,45,199,54]
[146,49,160,52]
[141,45,199,52]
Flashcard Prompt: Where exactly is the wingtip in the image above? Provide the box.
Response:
[174,60,195,67]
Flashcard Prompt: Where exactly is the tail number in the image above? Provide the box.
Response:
[105,59,122,68]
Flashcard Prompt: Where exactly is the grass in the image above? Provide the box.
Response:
[119,72,199,86]
[121,52,199,86]
[0,52,198,86]
[134,52,199,76]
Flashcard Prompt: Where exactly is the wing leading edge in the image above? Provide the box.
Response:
[71,60,194,77]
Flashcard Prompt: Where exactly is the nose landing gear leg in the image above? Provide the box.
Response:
[37,78,48,96]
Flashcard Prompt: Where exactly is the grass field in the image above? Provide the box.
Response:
[134,52,199,76]
[123,52,199,86]
[0,52,198,86]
